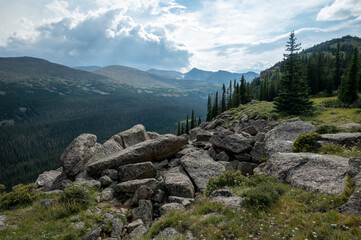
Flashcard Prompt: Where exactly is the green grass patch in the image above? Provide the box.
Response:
[319,144,361,158]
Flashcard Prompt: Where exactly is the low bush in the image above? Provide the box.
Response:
[60,184,90,204]
[320,99,350,108]
[205,171,246,196]
[293,132,321,153]
[316,125,342,134]
[0,183,39,210]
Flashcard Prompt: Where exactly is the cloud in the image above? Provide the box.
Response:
[317,0,361,21]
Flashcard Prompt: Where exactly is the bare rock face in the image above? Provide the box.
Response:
[261,152,349,195]
[118,162,156,182]
[264,118,316,157]
[35,169,62,190]
[87,134,188,176]
[180,150,226,192]
[162,166,195,198]
[61,133,97,179]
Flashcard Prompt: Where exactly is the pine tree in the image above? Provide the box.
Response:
[338,47,359,105]
[177,121,180,136]
[333,42,342,90]
[212,91,219,118]
[221,84,226,112]
[191,109,195,129]
[181,123,184,134]
[274,31,312,115]
[198,116,201,126]
[240,75,247,104]
[185,115,189,134]
[227,80,233,109]
[206,94,212,121]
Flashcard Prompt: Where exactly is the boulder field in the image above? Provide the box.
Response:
[35,110,361,239]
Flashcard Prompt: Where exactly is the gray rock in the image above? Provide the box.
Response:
[99,175,113,187]
[156,227,181,239]
[72,222,85,229]
[186,231,195,240]
[218,161,233,171]
[101,169,118,181]
[242,125,258,136]
[230,160,240,170]
[118,162,156,182]
[35,169,62,190]
[40,199,56,208]
[211,134,253,154]
[176,146,197,158]
[189,127,201,141]
[110,218,124,239]
[209,189,234,198]
[114,178,159,193]
[216,151,229,162]
[84,228,101,240]
[153,159,169,170]
[132,200,153,226]
[118,124,150,148]
[234,153,252,162]
[74,178,101,190]
[129,225,148,238]
[163,167,195,198]
[101,188,114,201]
[209,196,243,210]
[264,118,316,156]
[0,215,6,230]
[196,129,213,142]
[180,150,226,191]
[250,142,267,162]
[132,185,154,204]
[319,133,361,146]
[340,123,361,131]
[148,131,161,139]
[168,158,181,168]
[87,134,188,176]
[152,189,166,203]
[237,162,258,176]
[61,133,97,178]
[262,152,349,195]
[254,132,266,142]
[168,196,195,204]
[160,203,185,215]
[127,219,144,232]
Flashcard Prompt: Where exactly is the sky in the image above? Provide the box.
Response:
[0,0,360,73]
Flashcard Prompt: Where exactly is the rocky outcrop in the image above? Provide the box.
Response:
[118,162,156,182]
[163,167,195,198]
[87,134,188,176]
[260,152,349,195]
[180,150,226,191]
[35,168,62,190]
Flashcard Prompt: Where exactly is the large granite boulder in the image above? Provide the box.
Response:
[163,167,195,198]
[211,133,253,154]
[114,178,160,193]
[118,162,156,182]
[132,200,153,226]
[318,133,361,147]
[264,118,316,156]
[35,168,62,190]
[261,152,349,195]
[87,134,188,176]
[180,150,226,192]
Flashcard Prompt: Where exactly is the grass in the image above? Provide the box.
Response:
[319,144,361,158]
[144,176,361,240]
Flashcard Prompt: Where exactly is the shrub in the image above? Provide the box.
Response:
[320,99,350,108]
[60,184,90,204]
[0,183,39,209]
[349,126,361,133]
[242,182,285,210]
[316,125,342,134]
[205,171,246,196]
[293,132,321,153]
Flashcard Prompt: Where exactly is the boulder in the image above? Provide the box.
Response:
[176,146,197,158]
[118,162,156,182]
[216,151,229,162]
[129,225,148,238]
[234,153,252,162]
[74,178,101,190]
[99,175,113,187]
[84,228,101,240]
[218,161,233,171]
[242,125,258,136]
[132,185,154,204]
[110,218,124,239]
[211,134,253,154]
[209,189,234,198]
[132,200,153,226]
[0,215,6,230]
[180,150,226,191]
[160,203,185,215]
[196,129,213,142]
[127,219,144,232]
[340,123,361,131]
[153,159,169,170]
[261,152,349,195]
[61,133,97,178]
[35,169,62,190]
[163,167,195,198]
[87,134,188,176]
[147,132,161,139]
[250,142,267,162]
[101,188,114,201]
[188,127,201,141]
[209,195,243,210]
[114,178,159,193]
[168,196,195,204]
[101,169,118,181]
[318,133,361,146]
[156,227,182,239]
[264,118,316,156]
[237,162,257,175]
[117,124,150,148]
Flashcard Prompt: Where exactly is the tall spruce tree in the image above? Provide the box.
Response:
[338,47,359,105]
[206,94,212,121]
[181,123,184,134]
[240,75,247,104]
[198,116,201,126]
[333,42,342,90]
[185,115,189,134]
[274,31,312,115]
[191,109,195,129]
[227,80,233,109]
[221,84,226,112]
[177,121,180,136]
[212,91,219,118]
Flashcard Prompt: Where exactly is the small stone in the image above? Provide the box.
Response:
[160,203,185,215]
[101,188,114,201]
[99,175,113,187]
[0,215,6,230]
[127,219,144,232]
[129,225,148,238]
[110,218,123,238]
[84,228,101,240]
[101,169,118,181]
[132,200,153,226]
[40,199,56,208]
[156,227,181,239]
[72,222,85,229]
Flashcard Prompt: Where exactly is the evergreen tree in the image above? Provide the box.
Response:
[221,84,226,112]
[274,31,312,115]
[206,94,212,121]
[212,91,219,118]
[240,75,247,104]
[177,121,180,136]
[338,47,359,104]
[198,116,201,126]
[333,42,342,90]
[181,123,184,134]
[191,109,195,129]
[227,80,233,109]
[185,115,189,134]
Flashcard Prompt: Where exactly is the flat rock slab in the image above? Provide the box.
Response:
[35,169,62,190]
[118,162,156,182]
[163,166,195,198]
[180,150,226,192]
[114,178,159,193]
[262,152,349,195]
[210,196,243,210]
[319,133,361,146]
[87,134,188,176]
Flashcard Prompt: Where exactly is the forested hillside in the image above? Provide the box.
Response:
[0,57,217,190]
[252,35,361,101]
